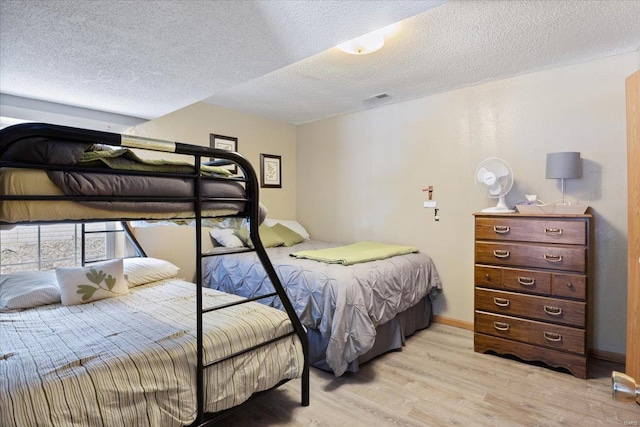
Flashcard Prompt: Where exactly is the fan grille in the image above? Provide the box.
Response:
[475,158,514,198]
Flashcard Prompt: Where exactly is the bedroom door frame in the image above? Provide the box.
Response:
[626,69,639,381]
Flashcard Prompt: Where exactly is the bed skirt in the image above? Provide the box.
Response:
[307,296,432,373]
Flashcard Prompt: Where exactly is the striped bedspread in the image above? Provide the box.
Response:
[0,279,304,427]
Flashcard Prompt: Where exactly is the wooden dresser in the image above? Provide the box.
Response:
[473,213,591,378]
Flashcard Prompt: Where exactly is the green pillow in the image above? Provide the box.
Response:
[271,223,305,247]
[259,224,285,248]
[234,224,285,248]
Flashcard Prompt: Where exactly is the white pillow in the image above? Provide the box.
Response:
[123,257,180,287]
[262,218,310,240]
[56,259,128,306]
[0,271,61,311]
[210,228,245,248]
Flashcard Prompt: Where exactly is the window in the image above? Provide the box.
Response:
[0,222,136,274]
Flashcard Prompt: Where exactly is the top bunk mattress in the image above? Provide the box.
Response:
[0,125,268,224]
[0,167,249,223]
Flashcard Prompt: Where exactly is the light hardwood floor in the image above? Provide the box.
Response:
[220,323,639,426]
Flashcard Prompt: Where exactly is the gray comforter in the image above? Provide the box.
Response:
[203,240,442,376]
[2,137,252,214]
[48,170,248,213]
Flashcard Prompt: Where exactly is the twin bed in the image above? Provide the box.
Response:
[0,122,442,426]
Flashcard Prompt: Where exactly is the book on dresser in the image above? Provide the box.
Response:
[473,212,591,379]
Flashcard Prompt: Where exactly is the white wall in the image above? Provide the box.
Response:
[127,102,297,280]
[296,51,640,356]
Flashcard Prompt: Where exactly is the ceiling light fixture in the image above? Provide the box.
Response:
[337,31,385,55]
[337,23,399,55]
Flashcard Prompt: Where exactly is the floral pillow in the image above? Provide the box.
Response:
[56,259,128,306]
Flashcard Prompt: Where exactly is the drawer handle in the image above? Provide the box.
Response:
[544,254,563,263]
[543,332,562,342]
[493,321,510,331]
[493,297,510,307]
[543,306,563,316]
[493,225,510,234]
[493,250,510,258]
[544,228,563,236]
[517,276,535,286]
[566,282,574,289]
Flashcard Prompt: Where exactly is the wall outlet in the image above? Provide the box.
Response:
[423,200,437,208]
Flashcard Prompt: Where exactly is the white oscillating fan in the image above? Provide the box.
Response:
[475,158,515,212]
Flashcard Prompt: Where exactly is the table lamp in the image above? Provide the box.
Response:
[545,152,581,205]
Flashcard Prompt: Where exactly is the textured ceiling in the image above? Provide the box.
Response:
[0,0,440,121]
[1,0,639,126]
[206,0,640,124]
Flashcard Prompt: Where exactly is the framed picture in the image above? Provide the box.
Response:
[209,134,238,174]
[260,154,281,188]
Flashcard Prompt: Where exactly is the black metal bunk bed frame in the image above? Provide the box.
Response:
[0,123,310,426]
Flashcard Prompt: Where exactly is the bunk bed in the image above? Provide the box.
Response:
[0,123,309,427]
[203,229,443,376]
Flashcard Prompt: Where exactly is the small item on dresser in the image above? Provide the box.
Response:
[515,195,543,211]
[515,201,589,215]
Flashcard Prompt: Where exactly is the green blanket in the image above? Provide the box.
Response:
[290,241,418,266]
[79,147,231,176]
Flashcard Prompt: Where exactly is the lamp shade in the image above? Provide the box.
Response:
[546,152,582,179]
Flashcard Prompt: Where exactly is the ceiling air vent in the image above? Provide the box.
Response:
[369,93,388,100]
[363,93,390,106]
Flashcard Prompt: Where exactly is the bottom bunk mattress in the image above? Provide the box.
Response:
[0,278,304,427]
[203,240,443,376]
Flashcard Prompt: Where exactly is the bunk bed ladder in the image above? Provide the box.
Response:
[191,153,310,426]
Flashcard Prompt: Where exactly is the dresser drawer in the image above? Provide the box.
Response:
[475,217,586,245]
[475,242,587,272]
[502,267,551,295]
[475,265,502,288]
[475,265,552,295]
[552,274,586,300]
[475,311,585,355]
[475,288,586,327]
